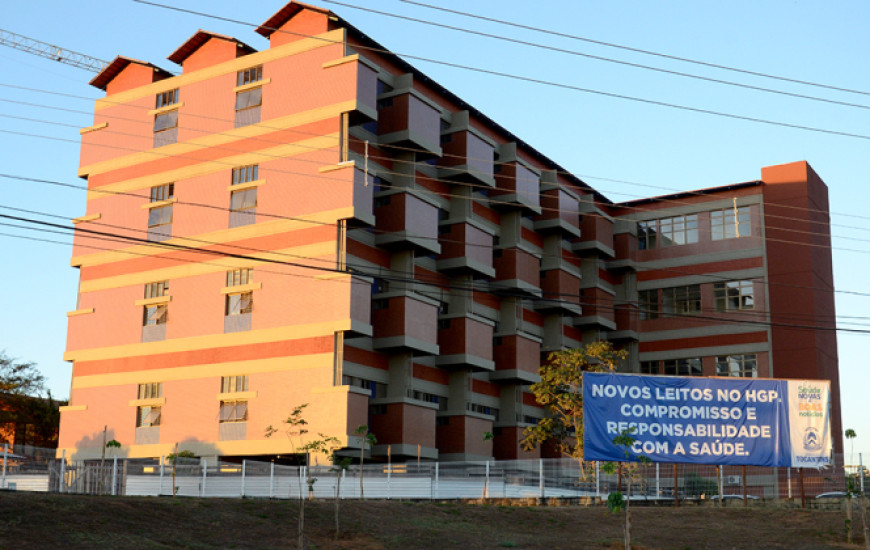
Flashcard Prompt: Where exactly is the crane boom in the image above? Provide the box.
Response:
[0,28,109,73]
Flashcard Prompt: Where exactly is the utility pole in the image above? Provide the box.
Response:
[0,28,109,73]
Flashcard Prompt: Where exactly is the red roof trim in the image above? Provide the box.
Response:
[167,30,257,65]
[88,56,172,91]
[256,1,333,38]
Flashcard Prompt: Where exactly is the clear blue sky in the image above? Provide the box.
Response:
[2,0,869,460]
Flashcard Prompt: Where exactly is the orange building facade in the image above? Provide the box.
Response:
[59,2,842,462]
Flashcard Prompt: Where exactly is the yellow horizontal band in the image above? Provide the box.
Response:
[322,54,358,69]
[147,103,183,116]
[67,308,95,317]
[220,282,262,295]
[128,397,166,407]
[65,318,350,363]
[134,296,171,307]
[72,213,101,224]
[141,197,177,210]
[233,78,271,93]
[227,179,264,192]
[59,405,87,412]
[216,390,258,401]
[72,352,333,389]
[80,122,108,135]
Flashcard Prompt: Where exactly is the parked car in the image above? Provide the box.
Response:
[710,494,761,500]
[815,492,848,499]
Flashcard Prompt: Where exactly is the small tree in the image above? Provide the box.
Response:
[266,405,339,549]
[482,431,494,500]
[846,429,857,474]
[521,342,627,478]
[353,425,377,501]
[331,455,353,539]
[166,447,196,497]
[602,428,650,550]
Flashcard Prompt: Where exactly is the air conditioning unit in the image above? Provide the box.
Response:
[726,476,741,485]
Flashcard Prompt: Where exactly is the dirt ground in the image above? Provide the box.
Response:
[0,491,866,549]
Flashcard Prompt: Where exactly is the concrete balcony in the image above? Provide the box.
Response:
[573,288,617,331]
[437,222,495,278]
[377,92,441,157]
[492,247,541,297]
[573,211,615,257]
[372,293,439,355]
[490,333,541,384]
[535,187,581,237]
[435,413,495,461]
[493,161,541,214]
[536,268,582,316]
[369,399,438,460]
[374,192,440,255]
[437,130,496,186]
[435,315,495,372]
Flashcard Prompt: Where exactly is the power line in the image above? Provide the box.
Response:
[397,0,870,99]
[324,0,870,112]
[2,213,865,335]
[2,81,866,233]
[129,0,870,143]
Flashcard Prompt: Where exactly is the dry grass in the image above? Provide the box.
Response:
[0,491,865,549]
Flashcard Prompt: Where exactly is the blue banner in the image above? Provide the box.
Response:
[582,373,831,467]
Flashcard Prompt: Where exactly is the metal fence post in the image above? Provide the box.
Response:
[595,461,600,498]
[860,454,865,495]
[270,462,275,499]
[387,461,392,500]
[159,456,165,495]
[201,459,207,497]
[787,467,792,499]
[59,450,66,494]
[485,461,490,499]
[2,443,7,489]
[434,462,439,500]
[655,462,660,498]
[538,459,544,499]
[241,459,246,498]
[111,456,118,496]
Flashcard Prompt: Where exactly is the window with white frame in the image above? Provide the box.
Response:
[714,280,755,311]
[235,66,263,127]
[711,206,751,240]
[716,354,757,377]
[221,375,249,394]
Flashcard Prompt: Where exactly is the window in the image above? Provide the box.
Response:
[663,358,703,376]
[716,354,757,378]
[143,304,167,326]
[661,285,701,316]
[711,206,751,240]
[467,403,499,419]
[221,375,249,394]
[226,292,253,316]
[237,66,262,86]
[153,103,179,148]
[144,281,169,299]
[136,405,161,428]
[659,214,698,247]
[342,375,386,398]
[232,165,258,185]
[150,183,174,202]
[640,361,659,375]
[638,289,659,320]
[714,280,754,311]
[147,184,174,240]
[155,89,179,109]
[138,382,162,399]
[637,220,656,250]
[235,66,263,128]
[226,268,252,287]
[219,400,248,423]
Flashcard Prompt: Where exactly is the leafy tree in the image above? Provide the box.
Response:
[521,341,627,476]
[166,448,196,497]
[331,455,353,539]
[0,352,60,448]
[684,472,718,499]
[845,428,857,473]
[353,424,377,501]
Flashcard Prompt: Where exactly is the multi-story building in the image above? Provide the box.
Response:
[59,1,841,462]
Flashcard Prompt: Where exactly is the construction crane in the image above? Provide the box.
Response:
[0,28,109,73]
